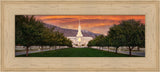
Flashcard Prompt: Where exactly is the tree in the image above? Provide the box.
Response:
[97,35,106,50]
[104,36,111,51]
[106,19,145,55]
[108,25,126,53]
[88,19,145,56]
[117,19,145,55]
[16,15,45,56]
[16,15,72,56]
[136,24,145,50]
[87,35,106,50]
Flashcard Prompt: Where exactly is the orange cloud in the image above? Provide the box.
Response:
[35,15,145,35]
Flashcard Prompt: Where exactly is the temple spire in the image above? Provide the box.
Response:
[76,19,83,37]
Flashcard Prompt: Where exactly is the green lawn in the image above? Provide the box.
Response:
[16,48,139,57]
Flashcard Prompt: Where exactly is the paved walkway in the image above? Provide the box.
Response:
[15,48,65,56]
[91,47,145,56]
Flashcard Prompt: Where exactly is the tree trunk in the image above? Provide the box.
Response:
[39,46,41,50]
[26,46,29,56]
[108,46,109,51]
[41,46,43,52]
[137,47,140,51]
[129,46,133,56]
[55,46,56,50]
[129,48,132,56]
[50,46,52,50]
[115,47,118,53]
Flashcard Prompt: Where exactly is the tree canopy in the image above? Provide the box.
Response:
[87,19,145,55]
[16,15,72,56]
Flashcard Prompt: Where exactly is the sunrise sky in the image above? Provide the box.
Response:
[35,15,145,35]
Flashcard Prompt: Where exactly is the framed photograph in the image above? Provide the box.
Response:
[15,15,145,57]
[0,0,159,72]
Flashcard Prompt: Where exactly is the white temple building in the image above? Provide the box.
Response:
[67,19,93,48]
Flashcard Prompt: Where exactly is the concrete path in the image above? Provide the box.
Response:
[91,47,145,56]
[15,48,65,56]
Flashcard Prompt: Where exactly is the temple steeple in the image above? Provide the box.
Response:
[76,19,83,37]
[67,19,93,48]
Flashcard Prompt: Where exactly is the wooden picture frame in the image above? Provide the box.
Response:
[0,0,159,72]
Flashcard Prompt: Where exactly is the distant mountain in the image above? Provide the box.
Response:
[44,24,100,38]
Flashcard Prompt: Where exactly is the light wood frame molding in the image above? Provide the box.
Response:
[0,0,160,72]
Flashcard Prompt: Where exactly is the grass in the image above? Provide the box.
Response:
[16,48,140,57]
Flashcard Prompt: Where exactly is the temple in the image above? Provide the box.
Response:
[67,19,93,48]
